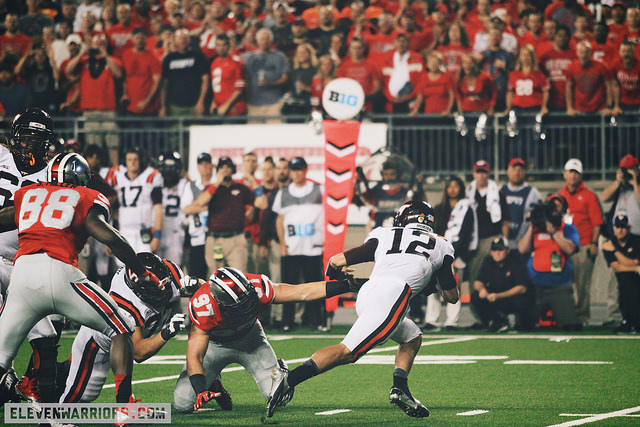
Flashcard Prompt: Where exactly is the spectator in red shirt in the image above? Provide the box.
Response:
[59,34,83,115]
[336,37,380,113]
[611,41,640,114]
[121,27,162,127]
[592,20,618,64]
[536,19,557,58]
[67,33,122,166]
[558,158,604,325]
[399,9,433,54]
[571,12,595,46]
[506,44,549,115]
[380,32,424,113]
[539,24,576,111]
[456,53,496,115]
[506,44,549,159]
[626,7,640,44]
[465,0,492,43]
[186,0,207,31]
[410,51,454,116]
[565,40,612,115]
[517,10,546,52]
[361,11,400,64]
[107,3,136,59]
[210,33,247,118]
[310,54,336,111]
[608,2,628,45]
[0,14,32,65]
[437,21,472,77]
[100,5,117,33]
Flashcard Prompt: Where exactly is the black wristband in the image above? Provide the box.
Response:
[325,280,350,298]
[325,261,343,280]
[189,374,207,395]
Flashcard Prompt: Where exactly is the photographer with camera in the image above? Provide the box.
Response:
[518,194,582,330]
[600,154,640,327]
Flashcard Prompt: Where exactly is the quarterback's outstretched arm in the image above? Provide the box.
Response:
[273,280,359,303]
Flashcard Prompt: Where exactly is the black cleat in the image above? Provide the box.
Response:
[389,387,430,418]
[0,368,20,406]
[265,367,292,418]
[210,378,233,411]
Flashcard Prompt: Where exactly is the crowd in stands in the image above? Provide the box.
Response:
[0,0,639,123]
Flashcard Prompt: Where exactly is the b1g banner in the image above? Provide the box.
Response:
[323,120,361,312]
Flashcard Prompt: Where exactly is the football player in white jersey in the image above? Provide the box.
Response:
[266,201,459,420]
[157,152,187,265]
[60,253,187,403]
[107,147,163,254]
[0,108,63,405]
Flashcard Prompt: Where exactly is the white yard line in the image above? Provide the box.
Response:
[504,361,612,365]
[458,410,489,416]
[315,409,352,415]
[547,406,640,426]
[560,414,640,417]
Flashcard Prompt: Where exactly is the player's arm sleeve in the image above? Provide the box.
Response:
[343,238,378,265]
[0,205,16,232]
[151,187,163,205]
[436,255,457,291]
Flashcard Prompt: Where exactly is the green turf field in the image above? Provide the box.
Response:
[4,327,640,426]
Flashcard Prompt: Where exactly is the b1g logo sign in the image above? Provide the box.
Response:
[322,78,365,121]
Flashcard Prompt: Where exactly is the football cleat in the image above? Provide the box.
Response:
[16,375,41,404]
[0,368,20,406]
[265,367,292,418]
[389,387,430,418]
[209,378,233,411]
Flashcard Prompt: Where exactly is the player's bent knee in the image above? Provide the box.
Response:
[173,394,195,414]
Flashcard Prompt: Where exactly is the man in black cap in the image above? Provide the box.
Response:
[181,153,214,279]
[184,156,255,275]
[471,237,533,332]
[272,156,326,331]
[602,213,640,333]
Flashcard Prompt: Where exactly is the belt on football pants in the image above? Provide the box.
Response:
[207,230,244,238]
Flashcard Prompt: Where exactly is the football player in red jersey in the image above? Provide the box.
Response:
[172,267,360,413]
[0,108,62,406]
[0,152,164,407]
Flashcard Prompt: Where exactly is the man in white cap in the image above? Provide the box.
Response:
[558,158,604,325]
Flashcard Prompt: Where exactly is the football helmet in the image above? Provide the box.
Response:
[393,200,435,232]
[9,107,53,171]
[158,151,182,186]
[125,252,184,307]
[209,267,258,317]
[46,153,92,186]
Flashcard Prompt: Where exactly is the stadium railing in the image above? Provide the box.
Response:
[48,112,638,179]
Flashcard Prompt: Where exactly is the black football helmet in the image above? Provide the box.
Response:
[158,151,182,187]
[10,107,53,171]
[393,200,436,232]
[46,153,92,186]
[209,267,258,318]
[125,252,184,308]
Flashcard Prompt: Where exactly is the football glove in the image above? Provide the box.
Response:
[160,313,187,340]
[194,391,220,411]
[325,257,344,280]
[129,269,167,290]
[180,275,201,295]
